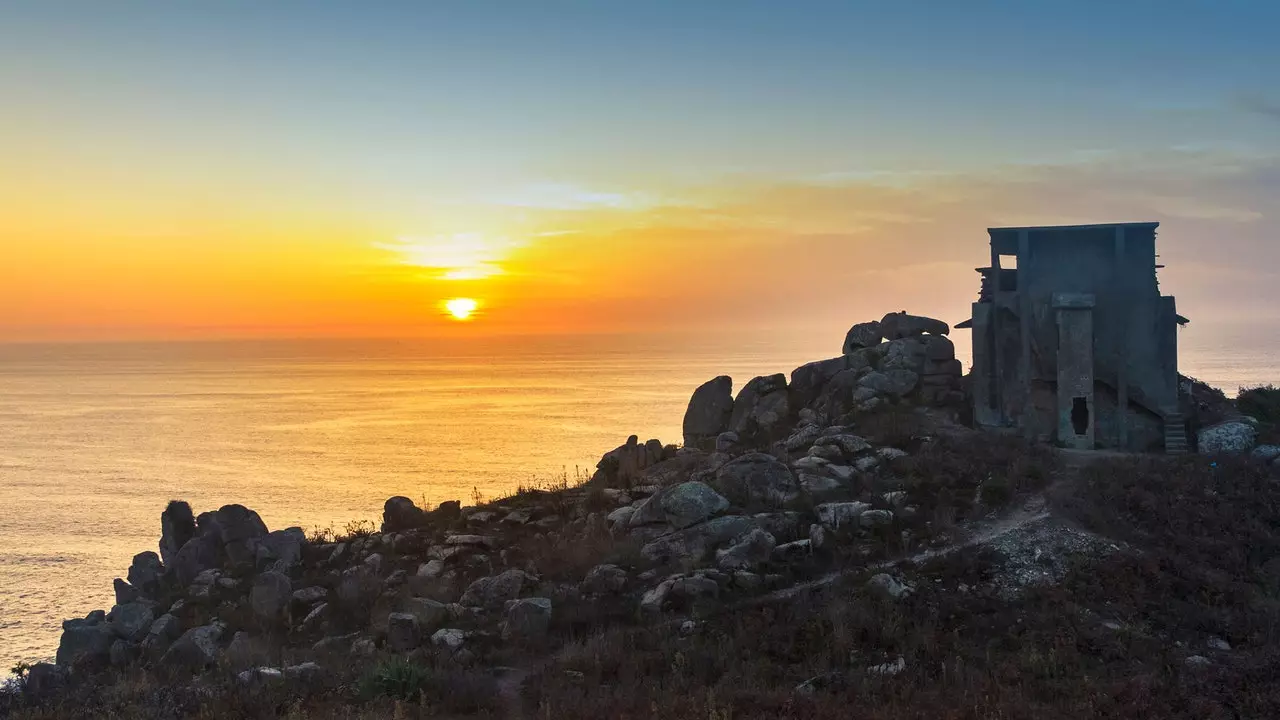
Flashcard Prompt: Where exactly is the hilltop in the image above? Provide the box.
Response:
[5,314,1280,719]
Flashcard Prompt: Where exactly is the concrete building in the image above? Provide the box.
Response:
[960,222,1188,452]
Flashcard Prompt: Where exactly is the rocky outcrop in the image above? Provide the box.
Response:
[159,501,196,567]
[714,453,798,507]
[629,481,729,530]
[592,435,674,486]
[683,376,734,450]
[382,496,426,533]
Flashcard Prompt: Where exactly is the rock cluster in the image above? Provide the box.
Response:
[682,312,962,451]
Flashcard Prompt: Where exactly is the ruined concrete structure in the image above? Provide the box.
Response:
[961,222,1188,452]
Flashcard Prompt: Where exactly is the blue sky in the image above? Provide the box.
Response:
[1,1,1278,340]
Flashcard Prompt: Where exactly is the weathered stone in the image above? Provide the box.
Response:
[1198,421,1257,455]
[798,473,843,494]
[842,321,883,353]
[113,578,138,605]
[431,628,467,651]
[629,481,729,530]
[728,374,791,440]
[172,533,221,589]
[127,551,164,597]
[458,569,531,609]
[783,423,822,452]
[581,564,628,595]
[403,597,449,633]
[504,597,552,640]
[159,501,196,568]
[256,527,306,573]
[772,539,811,560]
[109,639,135,667]
[23,663,67,697]
[109,602,155,642]
[292,586,328,605]
[161,622,224,669]
[683,376,735,450]
[147,613,182,643]
[859,509,894,528]
[187,568,221,600]
[337,565,380,609]
[866,573,910,601]
[386,613,419,652]
[816,502,872,530]
[445,534,496,549]
[715,528,777,571]
[670,576,719,602]
[250,571,293,621]
[859,369,919,397]
[791,353,873,409]
[640,515,758,562]
[713,452,798,506]
[815,433,872,457]
[55,622,113,667]
[225,631,271,671]
[382,496,427,533]
[1252,445,1280,462]
[880,311,949,339]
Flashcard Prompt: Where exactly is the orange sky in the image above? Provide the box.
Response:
[3,3,1278,343]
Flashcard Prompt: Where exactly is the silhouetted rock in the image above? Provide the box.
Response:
[842,321,883,352]
[728,374,790,441]
[713,452,798,506]
[879,311,949,339]
[159,501,196,567]
[683,376,734,450]
[382,496,427,532]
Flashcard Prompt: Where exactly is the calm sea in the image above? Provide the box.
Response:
[0,326,1273,668]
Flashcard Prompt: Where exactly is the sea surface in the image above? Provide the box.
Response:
[0,326,1274,668]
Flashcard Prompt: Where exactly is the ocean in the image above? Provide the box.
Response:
[0,326,1274,668]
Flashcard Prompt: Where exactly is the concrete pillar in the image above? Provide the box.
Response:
[1054,293,1096,449]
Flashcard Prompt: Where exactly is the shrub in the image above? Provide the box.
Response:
[1238,385,1280,425]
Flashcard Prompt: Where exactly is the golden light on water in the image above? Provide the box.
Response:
[444,297,479,321]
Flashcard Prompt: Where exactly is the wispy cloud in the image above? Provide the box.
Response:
[374,233,527,281]
[489,182,653,211]
[1235,92,1280,122]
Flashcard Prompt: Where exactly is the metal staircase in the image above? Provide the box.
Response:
[1163,410,1189,455]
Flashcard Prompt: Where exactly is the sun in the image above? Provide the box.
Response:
[444,297,479,321]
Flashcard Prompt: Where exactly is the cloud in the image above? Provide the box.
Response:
[1235,93,1280,122]
[374,233,527,281]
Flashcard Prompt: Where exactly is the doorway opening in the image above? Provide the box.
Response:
[1071,397,1090,436]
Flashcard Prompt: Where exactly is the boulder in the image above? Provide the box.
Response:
[337,565,380,610]
[629,481,729,530]
[842,321,883,353]
[1251,445,1280,462]
[640,515,758,562]
[858,369,919,398]
[23,663,67,697]
[127,551,164,598]
[225,631,271,671]
[880,311,949,340]
[728,374,791,440]
[382,496,427,533]
[783,423,822,452]
[159,501,196,567]
[581,564,628,595]
[431,628,467,652]
[713,452,799,506]
[386,613,419,652]
[1198,421,1257,455]
[504,597,553,640]
[715,529,777,571]
[458,569,532,609]
[859,509,895,528]
[109,602,155,642]
[160,622,225,670]
[171,534,221,589]
[55,622,113,667]
[209,504,269,567]
[815,502,872,530]
[682,376,735,450]
[866,573,910,601]
[250,571,293,621]
[403,597,449,633]
[791,352,874,410]
[109,640,135,667]
[811,367,871,420]
[256,527,306,573]
[113,578,137,605]
[292,586,328,605]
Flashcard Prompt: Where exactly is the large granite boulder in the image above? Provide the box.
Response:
[250,571,293,621]
[629,481,729,530]
[171,533,221,589]
[1198,421,1257,455]
[640,515,758,562]
[458,569,532,609]
[159,501,196,567]
[683,376,734,450]
[727,374,791,441]
[382,496,427,533]
[715,528,776,571]
[126,552,164,598]
[880,311,949,340]
[161,622,225,670]
[842,321,883,353]
[791,351,875,410]
[256,527,306,574]
[504,597,553,640]
[109,602,155,642]
[56,622,113,667]
[858,369,920,398]
[713,452,799,506]
[208,504,269,567]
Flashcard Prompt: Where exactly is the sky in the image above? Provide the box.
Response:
[2,1,1278,342]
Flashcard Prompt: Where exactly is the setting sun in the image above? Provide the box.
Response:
[444,297,479,321]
